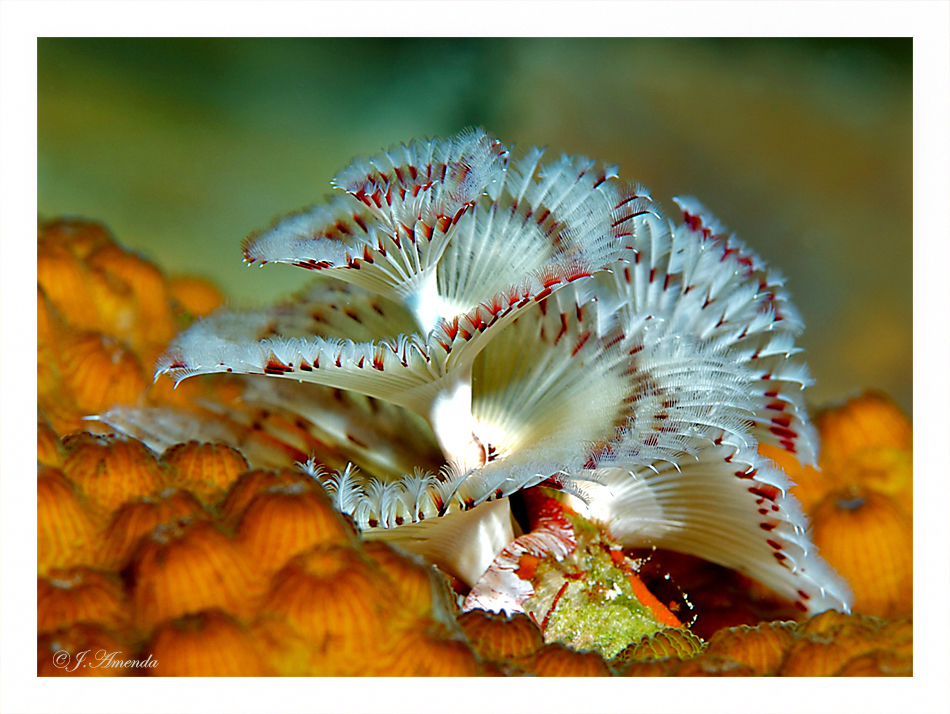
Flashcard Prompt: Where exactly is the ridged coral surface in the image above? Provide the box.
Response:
[36,219,912,676]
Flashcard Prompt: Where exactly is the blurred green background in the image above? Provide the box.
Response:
[38,38,912,413]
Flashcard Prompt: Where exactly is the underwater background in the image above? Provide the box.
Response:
[37,37,912,413]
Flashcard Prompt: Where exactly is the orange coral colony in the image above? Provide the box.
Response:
[61,433,169,519]
[810,487,913,619]
[35,219,913,677]
[235,482,355,577]
[38,568,128,635]
[126,518,261,631]
[98,488,209,571]
[161,441,249,505]
[37,468,101,575]
[141,610,272,677]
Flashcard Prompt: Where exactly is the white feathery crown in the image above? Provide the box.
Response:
[107,129,850,614]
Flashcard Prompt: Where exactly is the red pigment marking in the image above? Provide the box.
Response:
[765,400,786,411]
[372,355,384,371]
[763,389,779,398]
[571,332,591,356]
[758,508,769,515]
[541,581,571,635]
[298,361,312,371]
[264,359,293,375]
[771,415,792,428]
[735,468,757,480]
[576,303,584,322]
[720,246,738,263]
[749,484,780,502]
[769,425,798,440]
[624,266,632,283]
[554,313,568,345]
[356,356,364,369]
[487,295,506,316]
[468,312,486,332]
[663,273,671,290]
[649,267,656,283]
[543,220,562,239]
[797,589,811,601]
[615,192,643,209]
[766,539,782,550]
[534,287,554,302]
[683,212,702,232]
[295,259,334,270]
[602,333,625,350]
[794,601,808,612]
[771,504,780,512]
[759,522,777,531]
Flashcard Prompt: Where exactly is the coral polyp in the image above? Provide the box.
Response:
[102,129,851,616]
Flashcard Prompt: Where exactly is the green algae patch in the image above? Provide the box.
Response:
[521,509,685,660]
